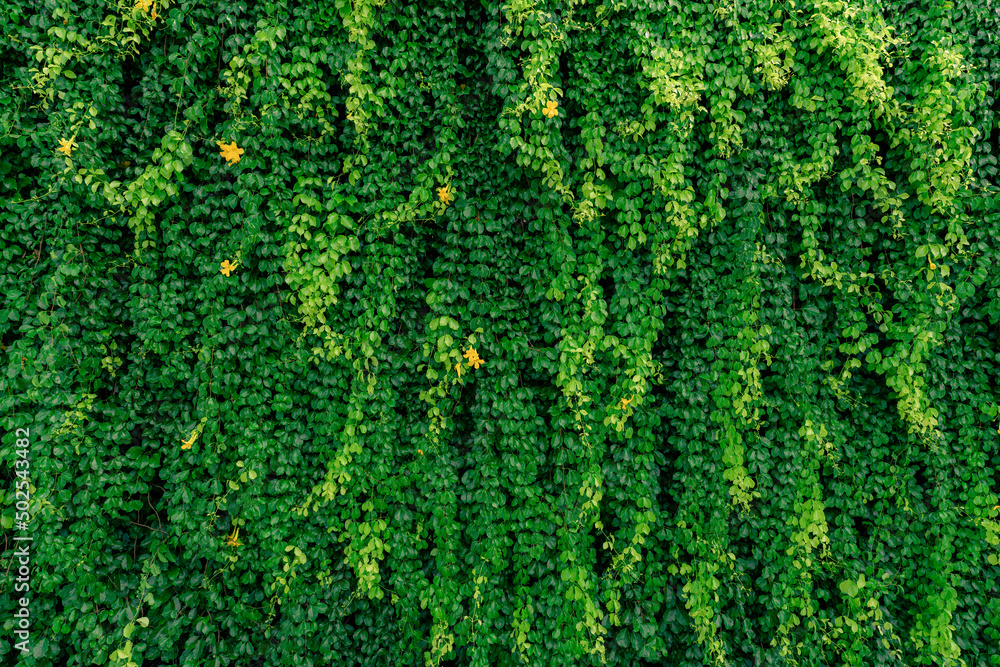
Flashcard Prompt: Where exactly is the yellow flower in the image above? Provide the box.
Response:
[135,0,152,12]
[224,527,242,548]
[455,361,463,378]
[180,430,198,450]
[57,138,77,156]
[542,100,559,118]
[218,140,244,165]
[619,396,632,410]
[220,259,237,276]
[463,347,484,369]
[438,185,453,205]
[418,449,424,456]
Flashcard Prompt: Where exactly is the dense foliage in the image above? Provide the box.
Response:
[2,0,999,665]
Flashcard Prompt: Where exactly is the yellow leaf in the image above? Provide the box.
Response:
[217,141,244,165]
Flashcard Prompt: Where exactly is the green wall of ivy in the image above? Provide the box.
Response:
[2,0,999,665]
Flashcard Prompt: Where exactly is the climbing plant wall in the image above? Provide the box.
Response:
[1,0,999,665]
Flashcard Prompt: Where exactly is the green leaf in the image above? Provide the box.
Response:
[839,580,859,598]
